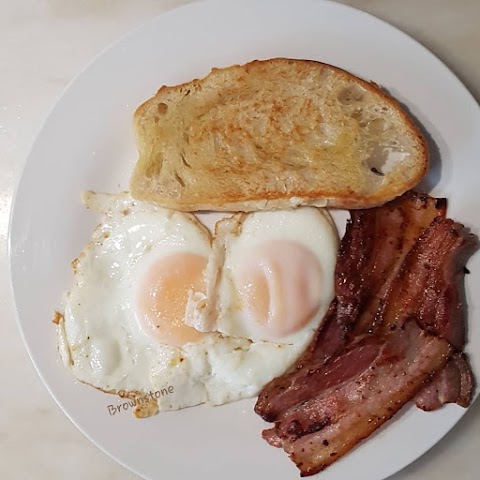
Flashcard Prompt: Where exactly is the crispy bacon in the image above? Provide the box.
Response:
[285,324,451,476]
[345,193,446,339]
[256,335,380,423]
[378,217,477,348]
[255,192,447,422]
[255,192,476,476]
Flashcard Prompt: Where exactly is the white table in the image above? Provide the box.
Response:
[1,1,479,478]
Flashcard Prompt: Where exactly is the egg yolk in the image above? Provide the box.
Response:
[136,253,207,347]
[234,241,323,340]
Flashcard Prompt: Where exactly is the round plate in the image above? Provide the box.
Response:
[9,0,480,479]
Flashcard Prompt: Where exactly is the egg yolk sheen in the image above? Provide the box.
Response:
[136,253,207,347]
[234,241,323,340]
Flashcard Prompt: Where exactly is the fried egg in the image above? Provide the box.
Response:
[57,193,312,411]
[186,208,339,350]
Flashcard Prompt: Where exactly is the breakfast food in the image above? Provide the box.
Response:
[416,353,474,410]
[57,192,336,410]
[130,58,428,212]
[54,56,478,477]
[186,208,338,346]
[255,192,476,476]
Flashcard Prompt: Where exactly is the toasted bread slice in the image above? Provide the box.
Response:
[131,58,428,211]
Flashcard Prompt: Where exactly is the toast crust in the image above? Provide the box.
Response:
[131,58,428,211]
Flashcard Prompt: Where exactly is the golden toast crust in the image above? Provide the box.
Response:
[131,58,428,211]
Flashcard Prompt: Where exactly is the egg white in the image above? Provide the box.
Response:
[58,193,311,411]
[186,208,339,349]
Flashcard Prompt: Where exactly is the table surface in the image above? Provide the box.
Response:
[1,1,479,479]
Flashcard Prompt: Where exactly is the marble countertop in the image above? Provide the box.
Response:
[1,1,479,478]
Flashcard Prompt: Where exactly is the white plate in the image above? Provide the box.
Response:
[9,0,480,479]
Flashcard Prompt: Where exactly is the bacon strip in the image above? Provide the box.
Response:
[378,217,477,348]
[416,353,475,410]
[345,193,446,339]
[257,337,380,424]
[255,192,476,476]
[255,192,446,422]
[285,324,451,476]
